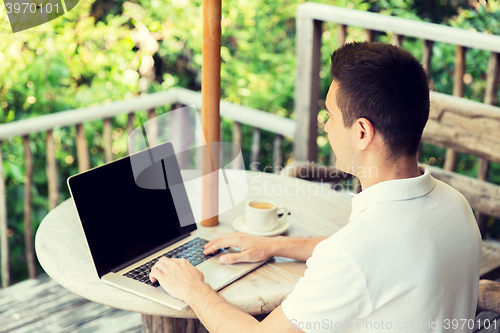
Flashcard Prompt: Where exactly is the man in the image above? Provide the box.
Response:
[150,42,482,332]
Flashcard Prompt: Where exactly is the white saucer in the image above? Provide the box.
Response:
[232,215,290,236]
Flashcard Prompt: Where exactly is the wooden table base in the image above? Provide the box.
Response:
[142,313,270,333]
[142,315,208,333]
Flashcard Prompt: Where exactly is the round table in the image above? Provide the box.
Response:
[35,170,352,332]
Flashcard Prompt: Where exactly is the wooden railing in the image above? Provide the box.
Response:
[0,87,296,288]
[293,3,500,234]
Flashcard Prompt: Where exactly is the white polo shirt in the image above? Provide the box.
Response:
[281,165,482,333]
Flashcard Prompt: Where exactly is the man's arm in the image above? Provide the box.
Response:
[271,235,329,261]
[150,258,304,333]
[203,232,329,263]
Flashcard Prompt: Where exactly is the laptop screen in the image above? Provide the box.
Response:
[68,142,196,278]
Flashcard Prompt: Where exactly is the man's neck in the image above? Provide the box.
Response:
[355,156,422,191]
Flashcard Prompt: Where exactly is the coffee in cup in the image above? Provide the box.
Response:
[249,202,275,210]
[245,200,288,232]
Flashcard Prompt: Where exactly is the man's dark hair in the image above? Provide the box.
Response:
[330,42,429,158]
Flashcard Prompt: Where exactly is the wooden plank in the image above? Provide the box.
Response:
[273,134,283,171]
[418,39,434,163]
[103,118,113,163]
[484,52,500,106]
[337,24,347,46]
[0,142,9,288]
[391,33,402,47]
[297,3,500,53]
[126,112,135,136]
[0,274,142,333]
[0,88,296,143]
[294,17,322,162]
[478,280,500,314]
[422,39,434,80]
[443,149,458,172]
[250,128,261,169]
[75,123,90,172]
[170,103,193,169]
[422,92,500,164]
[147,109,157,148]
[175,89,296,138]
[231,121,243,170]
[46,130,59,210]
[365,28,374,43]
[142,315,208,333]
[0,90,177,141]
[428,165,500,219]
[476,52,500,237]
[22,136,36,280]
[453,45,466,97]
[443,45,466,172]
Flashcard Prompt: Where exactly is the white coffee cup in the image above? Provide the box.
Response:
[245,200,288,232]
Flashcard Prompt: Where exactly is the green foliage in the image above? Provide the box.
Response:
[1,0,500,284]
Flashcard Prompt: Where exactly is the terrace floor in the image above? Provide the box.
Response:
[0,274,142,333]
[3,240,500,333]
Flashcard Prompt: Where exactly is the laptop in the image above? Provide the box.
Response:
[67,141,270,310]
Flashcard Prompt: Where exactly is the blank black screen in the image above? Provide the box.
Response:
[69,146,196,278]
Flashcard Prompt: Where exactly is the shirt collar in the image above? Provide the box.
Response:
[349,164,436,221]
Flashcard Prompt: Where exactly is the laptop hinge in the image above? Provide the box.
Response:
[110,233,192,273]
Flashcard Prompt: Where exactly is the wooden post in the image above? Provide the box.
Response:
[126,113,135,136]
[273,134,283,171]
[391,34,402,47]
[476,52,500,237]
[418,39,434,163]
[201,0,221,227]
[147,109,157,148]
[337,24,347,46]
[23,136,36,279]
[422,40,434,80]
[250,128,261,169]
[443,46,466,172]
[76,123,90,172]
[46,130,59,210]
[0,142,9,287]
[142,315,208,333]
[103,118,113,163]
[294,17,322,162]
[231,121,243,170]
[169,103,192,169]
[365,28,374,43]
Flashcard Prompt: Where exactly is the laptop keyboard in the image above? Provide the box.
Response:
[122,237,223,288]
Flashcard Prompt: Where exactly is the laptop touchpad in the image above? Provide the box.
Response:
[200,262,240,288]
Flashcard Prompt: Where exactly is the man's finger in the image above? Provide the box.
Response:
[203,234,232,249]
[203,234,242,254]
[219,252,248,264]
[155,259,170,272]
[149,266,161,282]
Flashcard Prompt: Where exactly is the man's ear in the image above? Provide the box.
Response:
[354,118,375,151]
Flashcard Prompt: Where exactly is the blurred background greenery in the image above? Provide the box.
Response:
[0,0,499,284]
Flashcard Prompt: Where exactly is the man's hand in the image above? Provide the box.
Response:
[203,232,275,264]
[149,257,210,302]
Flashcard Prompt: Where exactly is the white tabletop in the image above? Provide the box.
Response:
[35,170,352,318]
